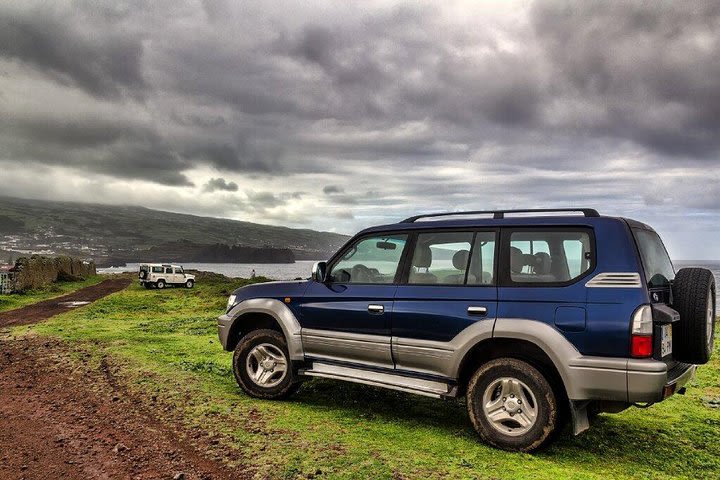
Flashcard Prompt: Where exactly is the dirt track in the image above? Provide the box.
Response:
[0,280,248,480]
[0,278,131,328]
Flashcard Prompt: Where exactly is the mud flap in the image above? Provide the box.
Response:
[570,400,590,435]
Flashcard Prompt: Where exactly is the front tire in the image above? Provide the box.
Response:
[467,358,559,452]
[185,280,194,289]
[233,329,299,399]
[156,280,165,289]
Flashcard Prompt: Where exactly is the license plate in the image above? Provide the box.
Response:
[660,324,672,357]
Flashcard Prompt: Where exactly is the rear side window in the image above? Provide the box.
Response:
[507,229,593,284]
[633,229,674,288]
[151,266,163,273]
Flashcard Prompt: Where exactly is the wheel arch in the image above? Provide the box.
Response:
[227,311,283,351]
[223,298,303,361]
[456,337,567,404]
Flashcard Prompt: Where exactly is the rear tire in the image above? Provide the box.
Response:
[672,268,716,364]
[233,329,299,400]
[143,283,151,289]
[466,358,559,452]
[185,280,194,288]
[156,280,165,289]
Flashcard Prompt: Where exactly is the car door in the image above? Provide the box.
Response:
[174,267,185,283]
[299,233,409,368]
[392,230,498,378]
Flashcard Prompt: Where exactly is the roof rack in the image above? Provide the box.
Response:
[401,208,600,223]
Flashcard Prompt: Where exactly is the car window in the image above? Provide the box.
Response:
[165,267,172,274]
[467,232,496,285]
[408,232,474,285]
[633,228,674,288]
[151,266,163,273]
[174,267,183,274]
[508,230,592,284]
[329,234,408,284]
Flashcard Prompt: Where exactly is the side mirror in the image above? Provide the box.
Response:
[311,261,327,282]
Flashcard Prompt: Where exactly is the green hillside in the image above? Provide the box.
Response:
[0,196,349,261]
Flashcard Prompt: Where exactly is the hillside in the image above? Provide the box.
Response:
[0,196,349,264]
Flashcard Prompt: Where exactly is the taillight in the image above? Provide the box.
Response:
[631,305,653,358]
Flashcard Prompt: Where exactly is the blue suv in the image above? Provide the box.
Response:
[218,209,716,451]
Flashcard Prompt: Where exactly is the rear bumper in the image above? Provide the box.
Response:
[566,357,696,403]
[627,361,695,403]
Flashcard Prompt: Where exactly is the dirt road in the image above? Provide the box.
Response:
[0,278,131,328]
[0,280,248,480]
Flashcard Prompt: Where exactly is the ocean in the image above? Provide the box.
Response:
[99,260,720,284]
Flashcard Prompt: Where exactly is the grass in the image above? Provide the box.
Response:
[0,275,103,313]
[12,275,720,479]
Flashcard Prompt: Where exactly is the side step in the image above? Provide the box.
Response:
[300,362,453,398]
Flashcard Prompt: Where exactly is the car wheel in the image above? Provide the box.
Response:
[156,280,165,289]
[672,267,716,364]
[467,358,559,452]
[233,329,299,400]
[185,280,194,288]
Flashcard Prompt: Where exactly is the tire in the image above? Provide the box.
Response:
[185,280,194,289]
[672,268,716,364]
[139,271,147,280]
[467,358,559,452]
[156,280,165,289]
[232,329,299,400]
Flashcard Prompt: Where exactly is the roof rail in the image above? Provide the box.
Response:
[401,208,600,223]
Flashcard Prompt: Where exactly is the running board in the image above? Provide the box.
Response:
[300,362,452,398]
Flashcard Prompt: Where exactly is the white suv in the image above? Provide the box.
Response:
[139,264,195,289]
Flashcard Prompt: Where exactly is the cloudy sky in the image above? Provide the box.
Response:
[0,1,719,259]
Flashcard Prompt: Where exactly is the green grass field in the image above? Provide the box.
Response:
[15,275,720,479]
[0,275,103,313]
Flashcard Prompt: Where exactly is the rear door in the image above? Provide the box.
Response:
[299,233,409,368]
[392,230,498,378]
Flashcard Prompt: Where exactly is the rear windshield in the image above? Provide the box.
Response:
[633,228,674,288]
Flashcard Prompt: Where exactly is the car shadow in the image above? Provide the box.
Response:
[290,378,717,476]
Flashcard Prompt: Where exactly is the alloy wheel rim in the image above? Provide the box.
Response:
[246,343,288,388]
[482,377,538,437]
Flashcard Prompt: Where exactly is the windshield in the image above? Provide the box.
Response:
[633,228,674,288]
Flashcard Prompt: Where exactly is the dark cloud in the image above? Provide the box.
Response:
[0,6,145,99]
[0,0,719,256]
[203,177,239,192]
[323,185,344,195]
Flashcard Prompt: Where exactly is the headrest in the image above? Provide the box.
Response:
[533,252,551,275]
[510,246,524,273]
[452,249,470,270]
[412,245,432,268]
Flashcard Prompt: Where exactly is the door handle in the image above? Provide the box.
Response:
[467,306,488,316]
[368,304,384,314]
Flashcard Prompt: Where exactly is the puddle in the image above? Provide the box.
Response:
[58,301,91,308]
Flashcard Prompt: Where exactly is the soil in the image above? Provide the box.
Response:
[0,280,250,480]
[0,278,132,328]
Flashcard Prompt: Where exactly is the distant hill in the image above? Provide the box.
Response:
[0,196,349,265]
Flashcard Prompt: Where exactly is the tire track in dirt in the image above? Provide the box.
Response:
[0,278,131,328]
[0,337,250,480]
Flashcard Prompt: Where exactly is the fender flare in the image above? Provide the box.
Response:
[225,298,303,360]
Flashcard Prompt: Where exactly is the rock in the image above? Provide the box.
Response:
[173,473,186,480]
[113,443,128,453]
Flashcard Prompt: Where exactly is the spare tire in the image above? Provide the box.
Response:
[139,270,147,279]
[672,268,716,364]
